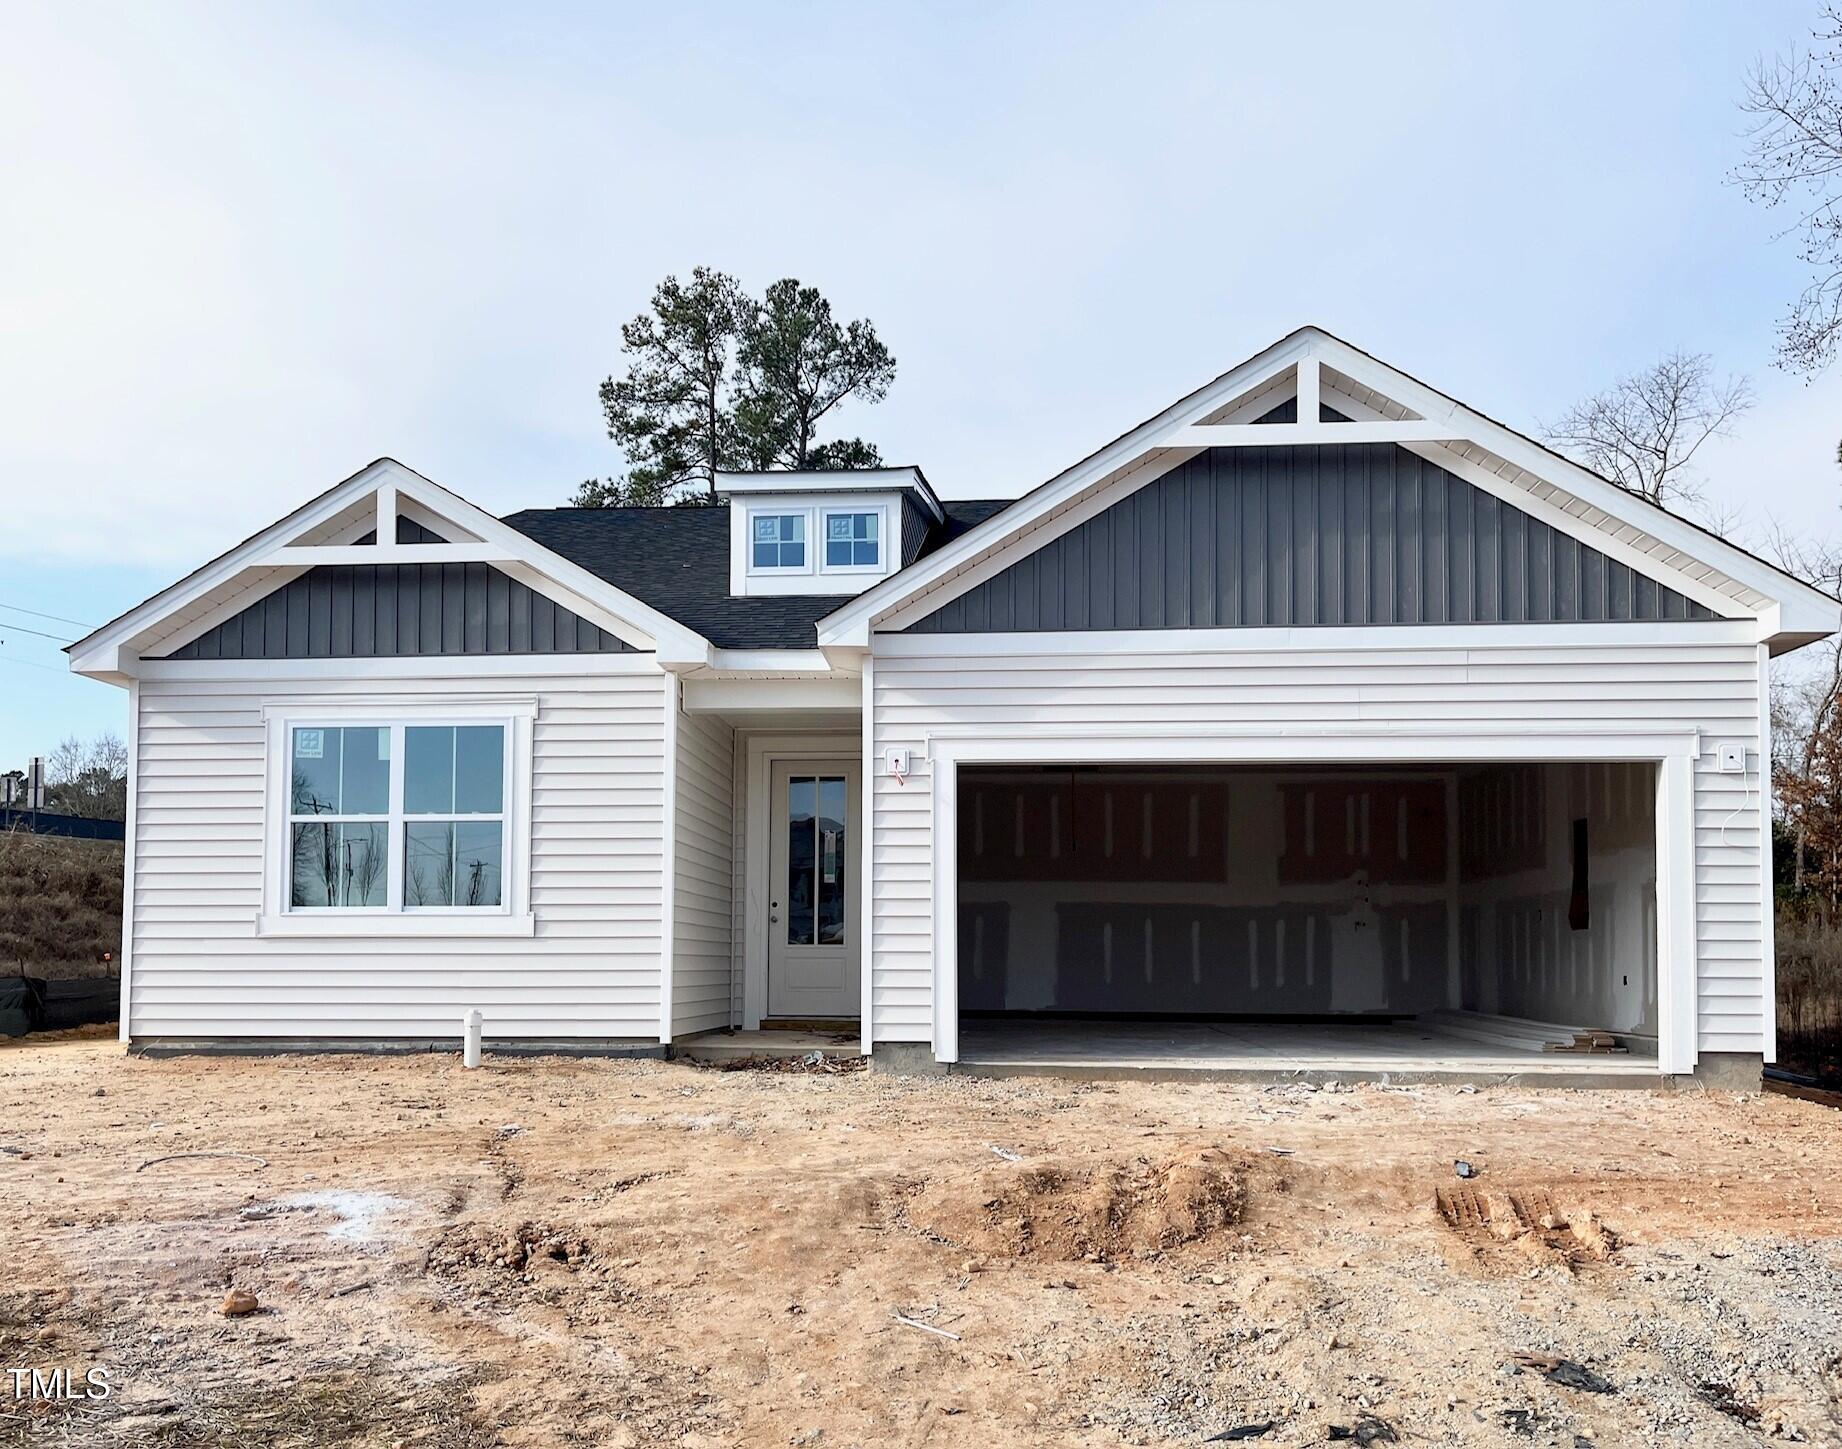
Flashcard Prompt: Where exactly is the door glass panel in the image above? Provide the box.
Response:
[817,776,847,944]
[786,777,816,945]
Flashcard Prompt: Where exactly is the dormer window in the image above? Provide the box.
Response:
[720,468,943,598]
[824,510,881,570]
[751,513,807,571]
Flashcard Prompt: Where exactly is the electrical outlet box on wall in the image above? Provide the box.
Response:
[1716,742,1747,775]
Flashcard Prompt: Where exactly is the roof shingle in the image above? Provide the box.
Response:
[502,500,1012,650]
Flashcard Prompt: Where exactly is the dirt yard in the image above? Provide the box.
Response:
[3,1031,1841,1447]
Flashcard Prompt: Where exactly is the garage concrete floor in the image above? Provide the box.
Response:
[955,1016,1659,1083]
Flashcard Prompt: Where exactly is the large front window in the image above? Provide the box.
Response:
[288,721,507,912]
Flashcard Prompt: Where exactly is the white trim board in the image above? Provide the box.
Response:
[738,730,860,1030]
[139,654,666,682]
[659,671,679,1045]
[256,699,538,943]
[923,726,1701,1076]
[118,680,139,1042]
[870,620,1761,659]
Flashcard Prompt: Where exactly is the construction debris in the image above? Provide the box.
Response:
[892,1310,961,1342]
[1512,1352,1615,1394]
[137,1150,269,1173]
[1543,1030,1627,1054]
[1327,1414,1398,1443]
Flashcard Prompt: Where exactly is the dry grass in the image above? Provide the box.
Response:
[1775,903,1842,1082]
[0,827,121,976]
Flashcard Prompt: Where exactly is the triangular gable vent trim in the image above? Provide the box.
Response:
[69,459,716,678]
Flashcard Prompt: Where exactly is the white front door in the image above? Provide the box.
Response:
[767,759,861,1019]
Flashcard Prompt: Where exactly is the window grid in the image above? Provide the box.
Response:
[286,721,510,915]
[751,513,806,570]
[824,511,880,569]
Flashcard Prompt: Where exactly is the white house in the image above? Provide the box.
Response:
[69,327,1840,1085]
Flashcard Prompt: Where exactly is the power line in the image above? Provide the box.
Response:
[0,622,74,645]
[0,601,95,630]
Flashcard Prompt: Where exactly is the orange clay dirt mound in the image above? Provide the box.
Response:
[908,1146,1248,1262]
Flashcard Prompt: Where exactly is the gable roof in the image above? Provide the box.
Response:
[816,327,1841,653]
[504,499,1010,650]
[68,458,714,680]
[70,328,1841,681]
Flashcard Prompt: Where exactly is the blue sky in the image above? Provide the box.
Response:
[3,1,1840,766]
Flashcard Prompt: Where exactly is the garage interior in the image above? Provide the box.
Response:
[955,762,1660,1073]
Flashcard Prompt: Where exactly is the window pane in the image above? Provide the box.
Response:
[291,727,340,815]
[406,725,503,815]
[786,776,815,945]
[752,514,807,569]
[823,513,877,568]
[454,727,503,813]
[291,727,387,815]
[290,822,387,907]
[817,776,846,945]
[405,821,504,907]
[341,728,389,814]
[404,822,450,906]
[405,726,454,815]
[453,821,503,906]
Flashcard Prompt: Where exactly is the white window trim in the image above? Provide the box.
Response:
[818,504,888,575]
[745,508,815,578]
[729,491,904,596]
[257,699,536,938]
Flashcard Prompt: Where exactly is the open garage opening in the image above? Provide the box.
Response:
[955,761,1660,1075]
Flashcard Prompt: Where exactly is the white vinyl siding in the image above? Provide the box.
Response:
[672,706,736,1035]
[869,633,1768,1055]
[126,665,667,1041]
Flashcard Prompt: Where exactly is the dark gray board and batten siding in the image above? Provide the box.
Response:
[905,443,1717,634]
[164,562,635,659]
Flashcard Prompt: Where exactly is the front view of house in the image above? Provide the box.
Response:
[70,329,1840,1084]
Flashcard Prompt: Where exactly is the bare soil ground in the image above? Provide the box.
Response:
[3,1030,1842,1447]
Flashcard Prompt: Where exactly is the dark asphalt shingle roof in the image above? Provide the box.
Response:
[502,499,1014,650]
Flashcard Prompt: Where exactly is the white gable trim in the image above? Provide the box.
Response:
[69,459,714,680]
[820,328,1838,648]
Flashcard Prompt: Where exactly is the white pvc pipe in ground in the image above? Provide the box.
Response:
[463,1009,483,1068]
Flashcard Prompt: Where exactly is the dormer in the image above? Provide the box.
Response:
[719,466,944,597]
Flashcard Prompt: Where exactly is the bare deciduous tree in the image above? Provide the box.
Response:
[45,733,128,820]
[1542,351,1752,510]
[1763,527,1842,902]
[1734,9,1842,375]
